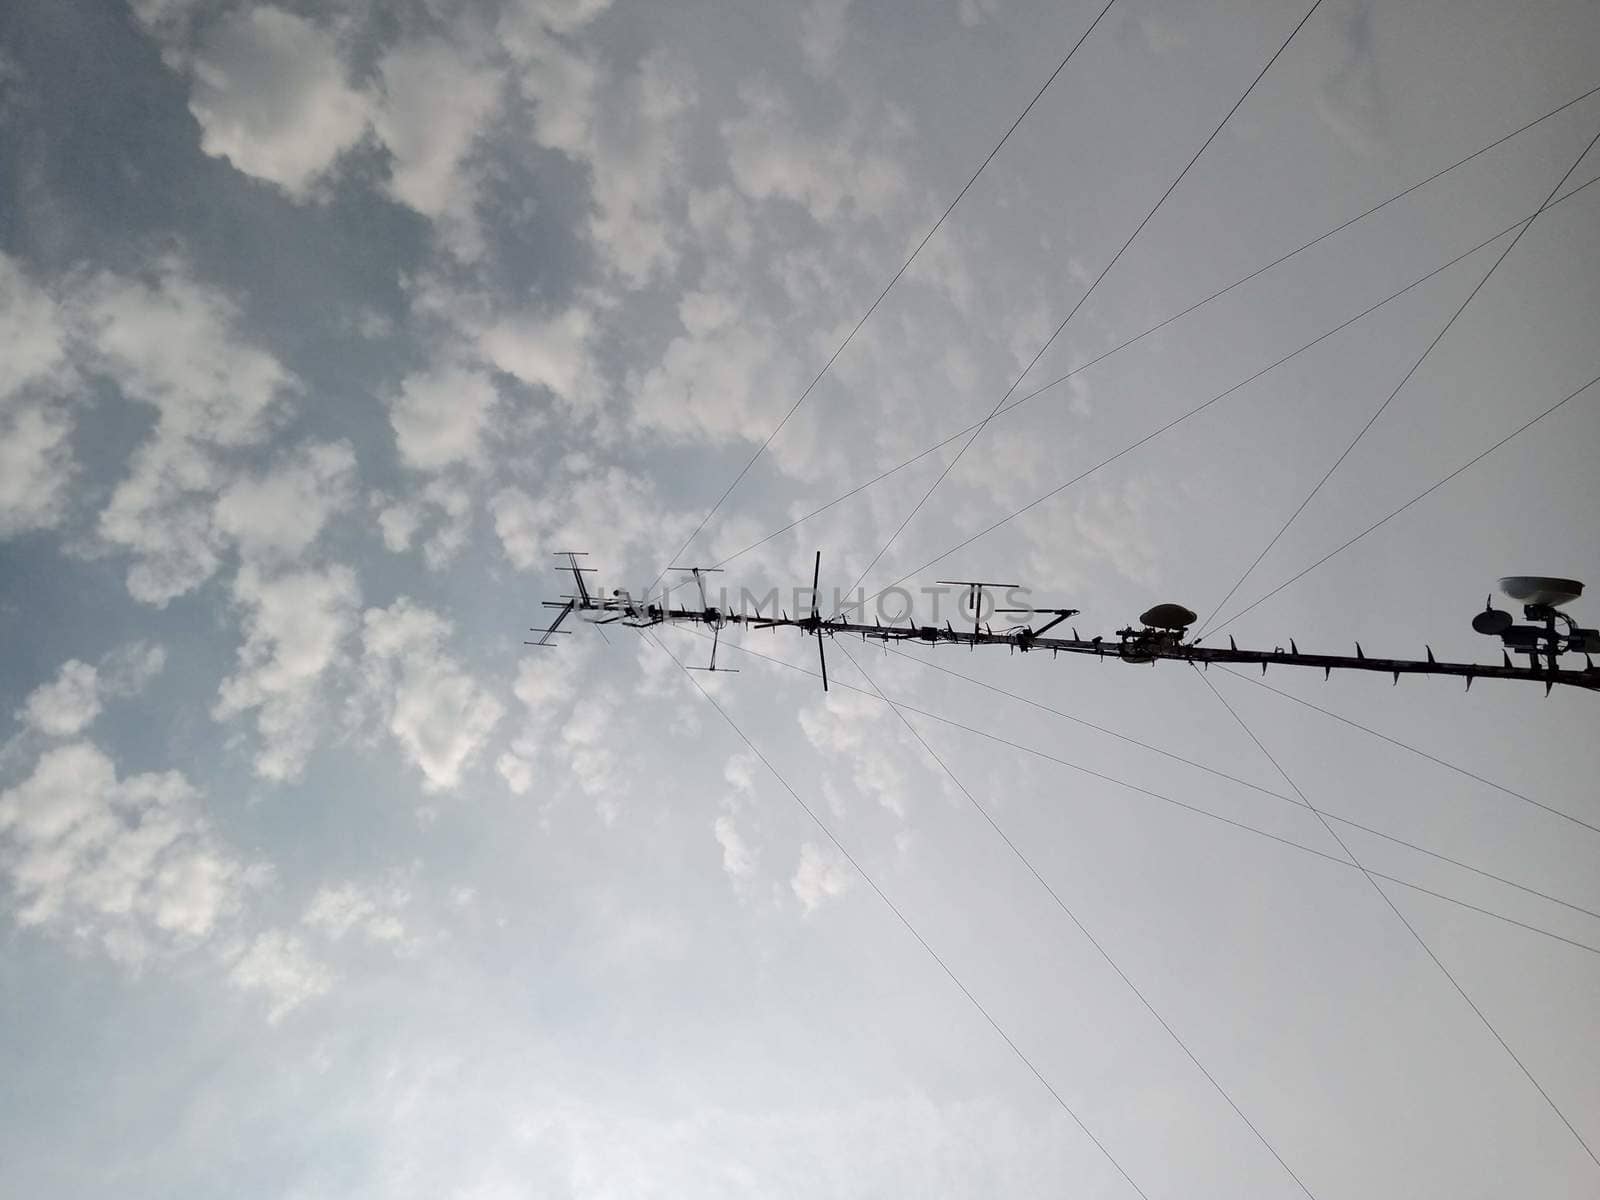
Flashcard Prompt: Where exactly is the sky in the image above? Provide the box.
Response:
[1,0,1599,1196]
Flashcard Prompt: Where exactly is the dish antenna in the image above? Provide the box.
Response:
[1140,603,1198,631]
[1473,576,1597,684]
[1498,576,1584,607]
[1470,604,1513,636]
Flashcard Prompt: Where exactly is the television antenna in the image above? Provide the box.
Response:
[532,554,1600,695]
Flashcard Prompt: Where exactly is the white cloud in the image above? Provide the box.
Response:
[373,38,503,258]
[1015,474,1167,591]
[686,185,754,258]
[713,814,757,881]
[376,359,489,568]
[387,362,499,472]
[188,6,372,199]
[0,253,76,536]
[506,6,693,286]
[723,749,759,796]
[78,260,290,448]
[710,750,765,895]
[722,82,906,224]
[798,687,914,819]
[212,440,357,562]
[375,477,474,570]
[502,5,602,151]
[99,641,168,697]
[0,400,77,537]
[96,438,228,605]
[376,493,423,554]
[627,281,814,467]
[214,562,360,782]
[303,880,409,946]
[148,7,506,252]
[359,599,504,791]
[17,643,167,739]
[506,0,614,37]
[582,51,697,287]
[496,750,536,795]
[76,260,297,604]
[128,0,205,42]
[557,688,621,807]
[227,928,333,1022]
[478,305,602,412]
[495,640,594,798]
[21,661,101,737]
[790,840,851,912]
[0,742,254,965]
[490,460,689,582]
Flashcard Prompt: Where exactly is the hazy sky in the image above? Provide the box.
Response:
[2,0,1599,1196]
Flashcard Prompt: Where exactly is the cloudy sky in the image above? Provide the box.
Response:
[2,0,1599,1195]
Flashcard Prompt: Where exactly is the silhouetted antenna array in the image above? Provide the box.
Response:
[532,554,1600,694]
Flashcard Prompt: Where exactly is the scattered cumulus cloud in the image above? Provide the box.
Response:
[495,641,594,799]
[713,814,757,881]
[790,840,851,912]
[0,741,257,965]
[722,81,907,223]
[555,687,622,810]
[478,305,602,412]
[506,9,692,286]
[99,641,170,696]
[0,253,76,536]
[374,477,474,570]
[18,643,168,738]
[213,563,361,782]
[75,259,298,604]
[579,50,697,287]
[303,880,410,947]
[1016,474,1166,590]
[226,928,333,1022]
[20,660,102,737]
[490,458,689,583]
[710,750,767,897]
[509,0,615,37]
[188,6,372,200]
[212,440,358,563]
[628,285,808,452]
[503,4,602,151]
[373,37,504,259]
[387,362,499,473]
[798,686,915,819]
[359,599,504,791]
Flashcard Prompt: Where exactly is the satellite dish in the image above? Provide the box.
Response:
[1471,608,1512,636]
[1498,576,1584,607]
[1140,603,1197,630]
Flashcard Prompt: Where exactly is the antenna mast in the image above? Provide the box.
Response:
[532,556,1600,695]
